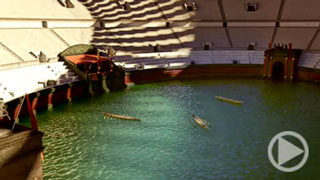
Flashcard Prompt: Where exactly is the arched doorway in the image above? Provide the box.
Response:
[271,61,284,80]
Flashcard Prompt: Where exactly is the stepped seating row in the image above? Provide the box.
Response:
[114,51,265,71]
[0,62,79,103]
[0,28,94,65]
[0,0,90,19]
[0,44,22,65]
[298,53,320,69]
[115,51,320,70]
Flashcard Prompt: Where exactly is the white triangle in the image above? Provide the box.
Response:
[278,137,304,165]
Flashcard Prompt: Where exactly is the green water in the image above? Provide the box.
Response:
[21,78,320,179]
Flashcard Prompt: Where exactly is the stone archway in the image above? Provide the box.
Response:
[272,61,284,80]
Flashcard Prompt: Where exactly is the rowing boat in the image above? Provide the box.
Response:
[215,96,243,104]
[103,112,141,121]
[192,114,209,129]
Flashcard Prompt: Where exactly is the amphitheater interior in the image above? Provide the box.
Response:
[1,0,320,102]
[2,0,320,179]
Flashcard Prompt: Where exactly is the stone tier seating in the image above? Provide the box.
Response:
[113,50,265,71]
[298,52,320,69]
[0,62,79,103]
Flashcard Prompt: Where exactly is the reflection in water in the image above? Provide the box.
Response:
[18,79,320,179]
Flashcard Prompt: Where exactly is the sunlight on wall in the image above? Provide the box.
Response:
[82,0,195,57]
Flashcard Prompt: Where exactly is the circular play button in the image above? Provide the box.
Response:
[268,131,309,172]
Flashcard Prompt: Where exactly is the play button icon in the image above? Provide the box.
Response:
[268,131,309,172]
[278,137,304,165]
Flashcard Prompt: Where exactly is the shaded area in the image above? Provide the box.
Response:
[272,61,285,80]
[0,122,44,179]
[78,0,195,53]
[125,64,264,84]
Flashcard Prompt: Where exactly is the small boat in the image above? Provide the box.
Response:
[215,96,243,104]
[103,112,141,121]
[192,114,209,129]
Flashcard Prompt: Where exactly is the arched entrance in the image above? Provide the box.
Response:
[271,61,284,80]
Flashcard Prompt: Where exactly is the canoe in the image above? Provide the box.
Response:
[103,112,141,121]
[215,96,243,104]
[192,114,208,129]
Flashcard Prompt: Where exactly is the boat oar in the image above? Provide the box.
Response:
[103,112,141,121]
[189,119,198,128]
[204,121,212,127]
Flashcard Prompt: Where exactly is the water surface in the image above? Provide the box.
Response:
[21,78,320,179]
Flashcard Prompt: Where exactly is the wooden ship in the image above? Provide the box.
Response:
[58,44,126,95]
